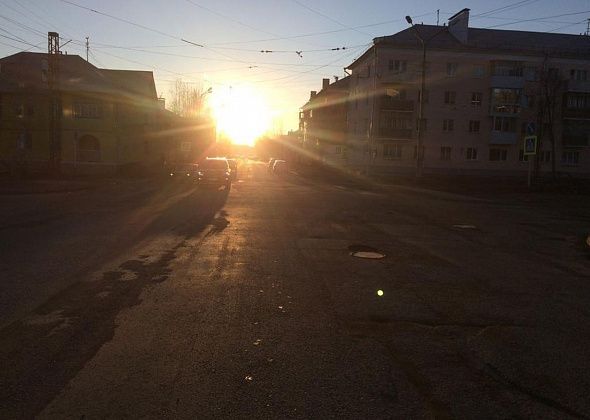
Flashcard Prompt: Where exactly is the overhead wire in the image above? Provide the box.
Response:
[289,0,374,37]
[483,10,590,29]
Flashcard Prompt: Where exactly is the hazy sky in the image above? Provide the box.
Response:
[1,0,590,131]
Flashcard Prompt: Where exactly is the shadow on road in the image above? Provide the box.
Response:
[0,183,229,419]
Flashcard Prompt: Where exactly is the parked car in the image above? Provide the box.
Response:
[267,158,277,172]
[272,159,288,175]
[169,163,198,178]
[197,158,231,189]
[227,159,238,181]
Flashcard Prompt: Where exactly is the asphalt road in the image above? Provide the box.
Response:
[1,161,589,419]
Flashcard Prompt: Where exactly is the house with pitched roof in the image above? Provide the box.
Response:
[346,8,590,176]
[0,51,189,174]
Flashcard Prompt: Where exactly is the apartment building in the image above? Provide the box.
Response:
[346,8,590,176]
[300,76,349,165]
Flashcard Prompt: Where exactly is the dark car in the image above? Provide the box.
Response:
[169,163,198,178]
[197,158,231,189]
[227,159,238,181]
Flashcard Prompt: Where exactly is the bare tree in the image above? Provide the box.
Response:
[168,79,208,117]
[537,55,563,179]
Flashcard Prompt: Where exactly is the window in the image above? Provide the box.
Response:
[471,92,482,106]
[492,61,523,77]
[469,120,480,133]
[77,135,101,162]
[492,116,516,132]
[365,92,369,105]
[566,94,590,109]
[473,65,485,78]
[393,60,407,73]
[562,150,579,165]
[367,65,371,77]
[570,69,588,81]
[144,140,151,154]
[440,146,451,160]
[491,88,521,114]
[26,104,34,117]
[16,131,32,150]
[73,103,102,119]
[444,91,456,105]
[489,148,508,161]
[15,104,24,118]
[443,119,454,131]
[335,146,342,154]
[446,62,457,77]
[388,60,393,71]
[383,144,402,159]
[519,149,529,162]
[466,147,478,160]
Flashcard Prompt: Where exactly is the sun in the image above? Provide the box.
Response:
[210,86,271,146]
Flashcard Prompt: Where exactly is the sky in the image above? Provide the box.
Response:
[1,0,590,134]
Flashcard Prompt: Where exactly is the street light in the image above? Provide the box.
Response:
[406,17,448,177]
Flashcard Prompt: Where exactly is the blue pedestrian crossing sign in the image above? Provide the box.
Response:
[524,135,537,155]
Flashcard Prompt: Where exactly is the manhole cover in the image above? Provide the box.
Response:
[453,224,477,229]
[348,244,386,259]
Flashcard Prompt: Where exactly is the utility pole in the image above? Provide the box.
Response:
[437,9,440,26]
[585,19,590,36]
[48,32,61,173]
[85,36,89,62]
[406,17,449,177]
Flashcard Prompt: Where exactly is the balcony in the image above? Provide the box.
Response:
[490,131,517,145]
[379,97,414,112]
[378,128,413,139]
[566,79,590,92]
[490,75,525,89]
[563,108,590,119]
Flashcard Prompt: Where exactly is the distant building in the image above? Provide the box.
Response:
[300,76,349,165]
[345,8,590,176]
[0,51,213,175]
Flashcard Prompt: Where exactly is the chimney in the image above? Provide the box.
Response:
[448,8,470,44]
[322,78,330,90]
[310,90,317,100]
[333,76,339,82]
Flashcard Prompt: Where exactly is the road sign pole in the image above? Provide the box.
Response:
[527,157,533,189]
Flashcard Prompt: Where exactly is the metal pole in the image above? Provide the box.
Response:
[417,39,426,177]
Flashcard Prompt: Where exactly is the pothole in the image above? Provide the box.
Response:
[348,244,386,259]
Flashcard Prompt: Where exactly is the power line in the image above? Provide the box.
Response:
[484,10,590,29]
[208,13,436,46]
[473,0,542,18]
[290,0,374,37]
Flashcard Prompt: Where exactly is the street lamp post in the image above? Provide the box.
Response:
[405,17,448,178]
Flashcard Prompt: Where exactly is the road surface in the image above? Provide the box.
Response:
[1,161,589,418]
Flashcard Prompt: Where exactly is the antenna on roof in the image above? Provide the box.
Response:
[585,19,590,36]
[437,9,440,26]
[86,37,89,62]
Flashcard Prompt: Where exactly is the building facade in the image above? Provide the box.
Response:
[300,76,349,165]
[0,51,197,175]
[345,8,590,176]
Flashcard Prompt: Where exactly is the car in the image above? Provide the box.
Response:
[197,158,231,189]
[272,159,288,175]
[227,159,238,181]
[267,158,277,172]
[169,163,198,178]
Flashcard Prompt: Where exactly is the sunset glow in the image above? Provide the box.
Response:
[210,86,271,147]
